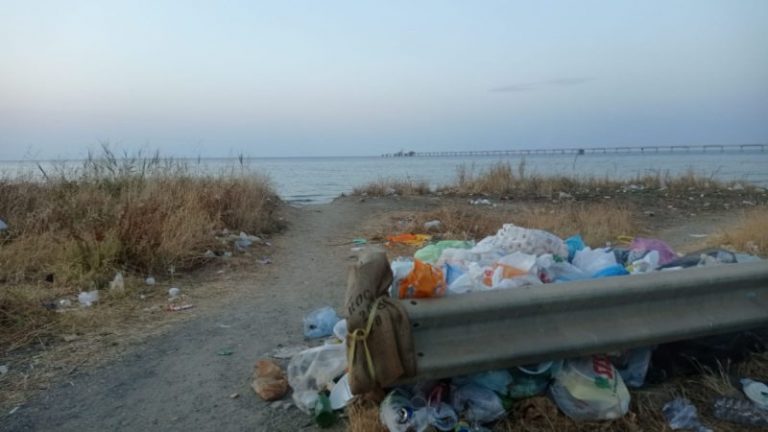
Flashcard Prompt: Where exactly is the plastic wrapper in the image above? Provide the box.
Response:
[451,383,507,423]
[471,224,568,258]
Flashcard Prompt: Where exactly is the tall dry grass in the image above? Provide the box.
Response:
[0,147,281,353]
[447,161,753,197]
[709,206,768,256]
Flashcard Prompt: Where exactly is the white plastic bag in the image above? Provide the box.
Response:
[471,224,568,258]
[572,247,617,276]
[549,356,631,421]
[287,342,347,413]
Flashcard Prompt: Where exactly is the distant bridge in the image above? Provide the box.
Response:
[382,143,766,157]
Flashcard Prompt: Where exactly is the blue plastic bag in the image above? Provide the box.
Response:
[303,306,341,339]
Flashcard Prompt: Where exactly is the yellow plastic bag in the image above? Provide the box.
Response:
[398,259,446,298]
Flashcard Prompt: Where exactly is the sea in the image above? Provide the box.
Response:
[1,151,766,204]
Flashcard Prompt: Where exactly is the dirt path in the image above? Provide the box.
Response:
[2,198,426,432]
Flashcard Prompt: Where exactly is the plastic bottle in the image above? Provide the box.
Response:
[314,393,337,428]
[713,397,768,427]
[380,389,428,432]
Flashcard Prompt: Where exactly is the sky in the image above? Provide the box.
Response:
[1,1,767,160]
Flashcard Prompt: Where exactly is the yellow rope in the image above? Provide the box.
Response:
[616,235,634,245]
[347,297,383,384]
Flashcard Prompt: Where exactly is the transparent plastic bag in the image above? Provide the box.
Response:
[549,356,630,421]
[451,383,506,424]
[287,342,347,413]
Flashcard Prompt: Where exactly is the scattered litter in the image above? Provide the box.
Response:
[145,276,156,286]
[217,349,234,356]
[77,290,99,307]
[713,396,768,427]
[350,246,365,252]
[688,234,708,238]
[251,359,289,401]
[0,365,8,375]
[269,344,311,360]
[741,378,768,409]
[256,258,272,265]
[303,306,340,339]
[386,233,432,247]
[423,220,442,231]
[0,219,7,231]
[8,406,19,415]
[58,299,72,308]
[109,272,125,294]
[469,198,492,206]
[168,287,180,298]
[662,398,712,432]
[204,250,216,258]
[557,191,573,199]
[352,238,367,245]
[229,392,240,399]
[166,304,194,312]
[62,334,79,342]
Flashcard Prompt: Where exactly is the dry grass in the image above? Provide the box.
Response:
[445,161,755,198]
[352,177,431,197]
[709,206,768,256]
[0,147,281,355]
[376,202,637,247]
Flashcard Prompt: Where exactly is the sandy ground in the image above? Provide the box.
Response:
[0,196,739,432]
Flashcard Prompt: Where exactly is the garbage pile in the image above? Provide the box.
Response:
[269,223,763,430]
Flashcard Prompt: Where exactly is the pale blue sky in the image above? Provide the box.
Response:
[1,0,766,159]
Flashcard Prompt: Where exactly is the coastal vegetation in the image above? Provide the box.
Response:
[0,147,280,354]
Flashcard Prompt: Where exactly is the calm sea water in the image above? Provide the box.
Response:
[2,151,766,204]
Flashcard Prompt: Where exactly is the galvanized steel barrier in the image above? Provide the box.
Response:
[397,261,768,383]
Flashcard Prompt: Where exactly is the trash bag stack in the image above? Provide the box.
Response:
[286,223,762,430]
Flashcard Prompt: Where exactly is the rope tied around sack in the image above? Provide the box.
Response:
[347,296,383,384]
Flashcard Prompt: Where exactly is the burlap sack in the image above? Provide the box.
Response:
[345,249,417,395]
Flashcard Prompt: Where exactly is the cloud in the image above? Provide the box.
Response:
[490,77,595,93]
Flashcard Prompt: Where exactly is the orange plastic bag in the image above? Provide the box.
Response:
[386,233,432,247]
[398,259,446,299]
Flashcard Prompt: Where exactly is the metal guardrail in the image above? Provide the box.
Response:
[397,261,768,383]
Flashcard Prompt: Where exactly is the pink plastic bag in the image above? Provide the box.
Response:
[630,237,676,265]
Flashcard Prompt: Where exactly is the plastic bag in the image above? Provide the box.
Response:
[387,234,432,247]
[630,237,677,266]
[455,370,513,396]
[471,224,568,258]
[390,259,414,297]
[565,234,585,262]
[611,347,652,388]
[414,241,474,264]
[451,383,507,424]
[287,342,347,413]
[663,398,712,432]
[399,260,446,299]
[572,247,619,276]
[628,250,660,274]
[303,306,341,339]
[436,248,480,267]
[549,356,630,421]
[508,362,557,398]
